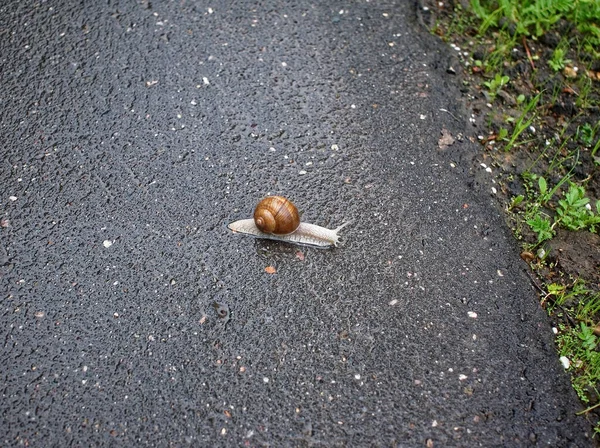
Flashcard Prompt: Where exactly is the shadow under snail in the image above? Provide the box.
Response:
[227,196,349,248]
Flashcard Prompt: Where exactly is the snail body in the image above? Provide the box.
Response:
[228,196,349,248]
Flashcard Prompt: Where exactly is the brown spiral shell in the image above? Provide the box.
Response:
[253,196,300,235]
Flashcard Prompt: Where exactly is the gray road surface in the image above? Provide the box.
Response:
[0,1,591,446]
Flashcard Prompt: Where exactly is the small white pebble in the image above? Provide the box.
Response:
[491,187,497,194]
[331,144,339,151]
[480,163,487,168]
[103,240,113,248]
[354,374,361,380]
[497,270,503,277]
[9,196,17,201]
[207,7,214,14]
[552,327,558,334]
[537,248,546,259]
[560,356,570,369]
[269,147,276,152]
[419,114,426,120]
[202,77,210,85]
[468,311,477,318]
[485,167,492,173]
[281,62,287,67]
[459,374,467,381]
[432,420,438,427]
[298,170,307,175]
[351,104,356,109]
[585,203,592,211]
[263,377,269,383]
[389,299,398,306]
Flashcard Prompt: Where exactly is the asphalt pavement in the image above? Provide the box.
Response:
[0,1,592,446]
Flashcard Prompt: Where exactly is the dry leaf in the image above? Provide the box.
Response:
[587,70,600,81]
[563,66,577,79]
[438,128,455,149]
[520,251,535,263]
[265,266,277,274]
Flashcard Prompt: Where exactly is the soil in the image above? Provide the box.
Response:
[548,230,600,287]
[418,0,600,293]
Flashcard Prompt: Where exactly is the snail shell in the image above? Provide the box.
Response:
[228,196,349,248]
[253,196,300,235]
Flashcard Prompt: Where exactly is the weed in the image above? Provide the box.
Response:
[526,214,554,243]
[503,94,540,151]
[520,172,600,243]
[577,123,595,147]
[546,278,588,310]
[556,183,600,232]
[558,319,600,404]
[576,75,595,110]
[497,127,508,140]
[508,194,525,211]
[548,47,571,72]
[483,73,510,101]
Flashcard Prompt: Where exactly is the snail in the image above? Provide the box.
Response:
[227,196,349,248]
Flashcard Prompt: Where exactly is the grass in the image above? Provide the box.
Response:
[430,0,600,436]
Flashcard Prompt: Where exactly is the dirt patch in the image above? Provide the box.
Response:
[548,230,600,288]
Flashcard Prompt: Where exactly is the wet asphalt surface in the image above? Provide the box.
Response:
[0,1,592,446]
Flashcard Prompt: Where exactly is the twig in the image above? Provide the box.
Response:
[577,402,600,416]
[522,36,535,71]
[526,269,545,293]
[439,108,461,123]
